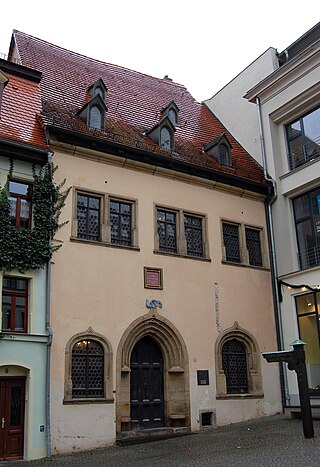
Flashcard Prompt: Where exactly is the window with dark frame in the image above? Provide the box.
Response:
[71,339,104,399]
[110,199,132,246]
[160,126,172,151]
[1,277,28,333]
[222,222,241,263]
[222,339,248,394]
[219,144,230,166]
[157,209,177,253]
[286,106,320,170]
[8,180,32,229]
[77,193,101,241]
[89,105,103,130]
[184,214,204,257]
[245,227,263,267]
[293,187,320,269]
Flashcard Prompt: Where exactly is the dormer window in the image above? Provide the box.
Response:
[162,101,179,126]
[219,144,231,166]
[168,108,177,125]
[146,116,175,153]
[204,134,232,167]
[78,78,107,132]
[89,105,103,130]
[160,126,172,151]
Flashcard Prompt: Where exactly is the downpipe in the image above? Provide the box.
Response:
[256,97,290,407]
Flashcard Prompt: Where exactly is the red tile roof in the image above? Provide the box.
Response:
[11,31,266,187]
[0,63,48,150]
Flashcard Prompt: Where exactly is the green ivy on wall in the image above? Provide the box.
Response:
[0,161,70,272]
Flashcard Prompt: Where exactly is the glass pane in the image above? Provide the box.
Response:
[120,203,131,214]
[10,386,21,426]
[245,228,262,267]
[294,194,310,221]
[296,220,318,268]
[287,120,301,139]
[20,199,31,229]
[110,201,119,213]
[297,315,320,391]
[1,296,12,329]
[3,278,27,291]
[303,108,320,147]
[89,106,102,130]
[89,197,100,210]
[9,197,17,222]
[223,223,240,263]
[9,181,30,196]
[15,297,26,331]
[77,195,88,207]
[168,109,177,125]
[160,127,171,151]
[296,293,315,315]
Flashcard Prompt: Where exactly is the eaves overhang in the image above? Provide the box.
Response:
[47,124,271,196]
[0,137,48,164]
[0,58,42,83]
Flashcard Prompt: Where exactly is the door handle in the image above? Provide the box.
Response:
[1,417,4,429]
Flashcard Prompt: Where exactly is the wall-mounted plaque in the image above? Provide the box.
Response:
[197,370,209,386]
[144,267,163,289]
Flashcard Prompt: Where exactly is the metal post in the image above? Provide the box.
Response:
[291,341,314,439]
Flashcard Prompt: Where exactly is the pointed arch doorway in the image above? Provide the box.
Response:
[130,336,164,429]
[116,311,190,434]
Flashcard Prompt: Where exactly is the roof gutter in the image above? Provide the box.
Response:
[47,125,270,197]
[256,96,289,408]
[0,137,48,164]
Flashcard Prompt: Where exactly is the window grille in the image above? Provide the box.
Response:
[77,194,101,241]
[157,210,177,253]
[72,340,104,398]
[110,200,132,246]
[222,223,241,263]
[245,228,262,266]
[184,215,203,257]
[222,339,248,394]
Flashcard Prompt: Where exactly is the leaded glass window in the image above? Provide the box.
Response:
[72,340,104,398]
[89,105,102,130]
[184,215,203,257]
[157,209,177,253]
[219,144,230,166]
[245,228,262,267]
[110,200,132,246]
[77,193,101,241]
[160,127,172,151]
[8,181,32,229]
[222,223,241,263]
[222,339,248,394]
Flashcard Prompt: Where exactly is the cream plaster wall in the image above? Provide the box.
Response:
[49,146,281,453]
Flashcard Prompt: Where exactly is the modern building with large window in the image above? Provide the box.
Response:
[1,30,283,457]
[244,23,320,414]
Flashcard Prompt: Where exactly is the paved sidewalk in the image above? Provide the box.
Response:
[4,415,320,467]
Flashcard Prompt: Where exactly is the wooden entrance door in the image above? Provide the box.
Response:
[130,336,164,429]
[0,378,25,461]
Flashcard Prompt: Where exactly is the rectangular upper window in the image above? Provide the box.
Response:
[286,106,320,170]
[293,186,320,269]
[222,221,264,268]
[157,209,177,253]
[2,277,28,333]
[222,222,241,264]
[74,190,138,249]
[155,206,207,259]
[8,180,32,229]
[76,193,101,241]
[110,199,132,246]
[184,214,203,257]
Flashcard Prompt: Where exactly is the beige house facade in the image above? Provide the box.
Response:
[6,31,282,456]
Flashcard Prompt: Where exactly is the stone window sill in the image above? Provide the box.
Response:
[216,393,264,400]
[63,397,114,405]
[154,250,211,262]
[70,237,140,251]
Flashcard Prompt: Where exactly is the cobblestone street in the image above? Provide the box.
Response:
[5,415,320,467]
